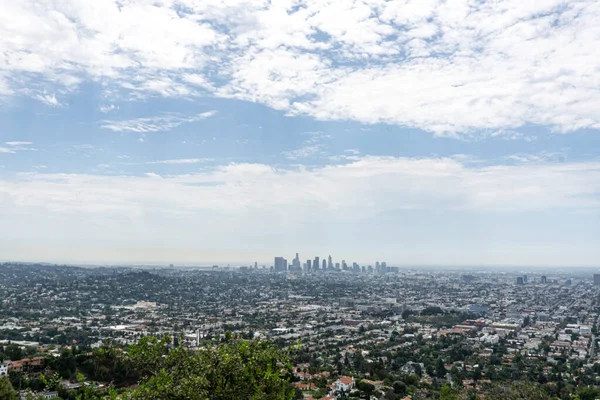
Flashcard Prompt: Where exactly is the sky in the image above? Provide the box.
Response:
[0,0,599,266]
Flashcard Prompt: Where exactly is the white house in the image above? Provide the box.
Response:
[0,363,8,376]
[332,376,355,393]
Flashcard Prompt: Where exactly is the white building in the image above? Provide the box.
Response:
[332,376,355,393]
[0,363,8,376]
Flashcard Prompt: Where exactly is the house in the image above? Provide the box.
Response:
[401,361,424,375]
[332,376,355,393]
[8,361,23,372]
[0,363,8,376]
[295,382,318,391]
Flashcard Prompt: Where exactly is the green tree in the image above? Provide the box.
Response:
[0,375,18,400]
[392,380,407,396]
[436,358,447,378]
[128,335,295,400]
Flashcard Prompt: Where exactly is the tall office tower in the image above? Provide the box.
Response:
[314,257,320,271]
[307,260,312,270]
[342,260,348,270]
[375,261,380,271]
[294,253,300,268]
[541,275,548,284]
[352,262,360,272]
[381,262,387,269]
[274,257,287,272]
[254,261,258,269]
[523,275,528,283]
[322,259,327,270]
[368,265,373,273]
[594,274,600,285]
[328,255,333,269]
[335,262,340,270]
[361,266,366,273]
[516,277,524,285]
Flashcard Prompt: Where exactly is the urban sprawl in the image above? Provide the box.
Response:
[2,260,600,399]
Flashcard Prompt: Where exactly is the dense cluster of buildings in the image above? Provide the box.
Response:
[2,263,600,399]
[272,254,396,274]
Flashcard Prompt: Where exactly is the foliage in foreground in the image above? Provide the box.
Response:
[126,334,295,400]
[0,375,18,400]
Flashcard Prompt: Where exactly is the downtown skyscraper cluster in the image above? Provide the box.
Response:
[272,254,395,274]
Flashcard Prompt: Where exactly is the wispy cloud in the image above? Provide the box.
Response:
[33,93,60,107]
[283,131,330,160]
[100,111,217,133]
[6,141,33,146]
[145,158,213,165]
[0,142,37,154]
[283,144,325,160]
[99,104,119,113]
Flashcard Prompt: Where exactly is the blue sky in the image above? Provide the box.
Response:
[0,0,599,266]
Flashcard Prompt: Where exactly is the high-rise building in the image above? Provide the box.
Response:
[322,259,327,270]
[335,262,340,270]
[314,257,320,271]
[328,255,333,269]
[523,275,528,283]
[516,277,524,285]
[541,275,547,284]
[274,257,287,272]
[594,274,600,285]
[375,261,380,271]
[342,260,348,270]
[307,260,312,270]
[293,253,300,269]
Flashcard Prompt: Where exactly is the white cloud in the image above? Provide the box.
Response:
[99,104,119,113]
[1,0,599,137]
[283,144,325,160]
[2,157,599,219]
[33,93,60,107]
[100,111,217,133]
[283,131,330,160]
[145,158,213,165]
[5,141,33,146]
[0,142,37,154]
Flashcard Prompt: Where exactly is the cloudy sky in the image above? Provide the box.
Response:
[1,0,599,266]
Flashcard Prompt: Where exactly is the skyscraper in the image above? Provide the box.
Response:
[328,255,333,269]
[274,257,287,272]
[314,257,320,271]
[322,259,327,270]
[594,274,600,285]
[541,275,548,284]
[307,260,312,270]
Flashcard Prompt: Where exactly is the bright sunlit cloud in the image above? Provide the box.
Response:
[1,0,599,136]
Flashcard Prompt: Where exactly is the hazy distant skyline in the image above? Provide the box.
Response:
[1,0,600,266]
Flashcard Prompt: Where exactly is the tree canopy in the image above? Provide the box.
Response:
[126,334,296,400]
